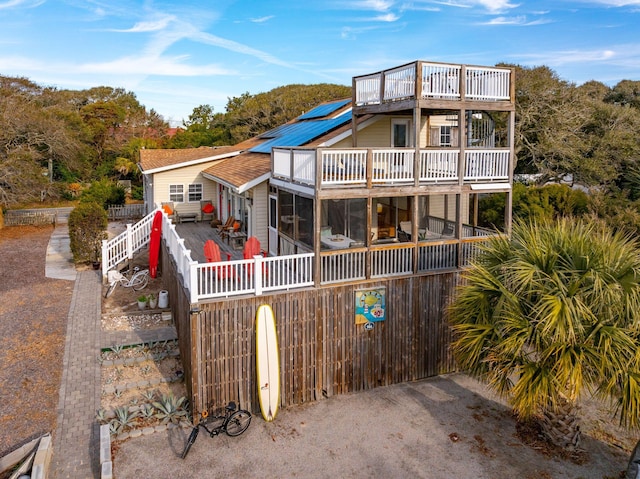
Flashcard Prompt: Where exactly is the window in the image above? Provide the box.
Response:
[440,126,452,147]
[278,190,314,248]
[188,183,203,202]
[372,196,413,243]
[320,198,366,249]
[392,119,410,147]
[169,184,184,203]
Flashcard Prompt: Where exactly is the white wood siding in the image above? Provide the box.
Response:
[152,162,220,217]
[251,181,269,249]
[333,116,429,148]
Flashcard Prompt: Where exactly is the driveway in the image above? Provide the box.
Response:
[113,373,630,479]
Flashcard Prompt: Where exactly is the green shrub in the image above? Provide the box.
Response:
[68,202,108,264]
[79,178,125,209]
[130,184,144,201]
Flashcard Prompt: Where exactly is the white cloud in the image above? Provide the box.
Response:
[515,47,623,67]
[0,0,43,9]
[425,0,518,12]
[374,12,400,20]
[482,15,552,25]
[250,15,275,23]
[358,0,396,11]
[0,53,234,77]
[113,16,176,33]
[576,0,640,5]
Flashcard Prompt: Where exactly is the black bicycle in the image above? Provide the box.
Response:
[180,401,252,459]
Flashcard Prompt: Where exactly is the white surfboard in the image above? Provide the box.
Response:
[256,304,280,421]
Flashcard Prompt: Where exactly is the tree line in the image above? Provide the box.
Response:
[1,65,640,234]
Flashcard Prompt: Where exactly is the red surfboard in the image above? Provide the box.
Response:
[149,210,163,278]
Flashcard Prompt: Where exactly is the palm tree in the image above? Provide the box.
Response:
[449,218,640,450]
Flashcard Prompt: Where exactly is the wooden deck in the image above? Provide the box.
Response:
[175,222,245,263]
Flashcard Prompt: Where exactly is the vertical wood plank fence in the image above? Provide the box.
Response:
[164,241,459,417]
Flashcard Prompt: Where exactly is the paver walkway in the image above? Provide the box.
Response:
[47,220,177,478]
[51,270,102,479]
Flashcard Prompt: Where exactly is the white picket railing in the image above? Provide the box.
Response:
[322,149,367,185]
[371,149,414,184]
[191,253,314,301]
[274,147,507,187]
[101,209,158,277]
[419,150,459,182]
[102,209,494,299]
[464,150,510,181]
[383,64,416,101]
[354,61,512,106]
[320,249,366,285]
[371,244,414,278]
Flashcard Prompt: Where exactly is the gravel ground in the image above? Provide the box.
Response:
[0,225,74,458]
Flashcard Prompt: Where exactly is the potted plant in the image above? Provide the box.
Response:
[137,294,148,310]
[148,293,158,309]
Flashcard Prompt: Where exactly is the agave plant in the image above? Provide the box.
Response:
[95,408,109,424]
[141,390,156,402]
[152,394,188,425]
[139,403,155,419]
[112,406,139,433]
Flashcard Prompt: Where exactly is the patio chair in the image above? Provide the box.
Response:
[203,240,236,280]
[216,215,235,233]
[161,202,175,221]
[200,200,216,223]
[243,236,267,277]
[220,220,242,242]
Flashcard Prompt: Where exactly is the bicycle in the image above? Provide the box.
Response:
[104,266,150,298]
[181,401,252,459]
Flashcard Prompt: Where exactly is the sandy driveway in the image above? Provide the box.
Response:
[114,373,631,479]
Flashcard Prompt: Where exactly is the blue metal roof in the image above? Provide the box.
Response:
[250,112,351,154]
[297,99,350,120]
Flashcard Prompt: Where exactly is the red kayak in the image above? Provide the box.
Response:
[149,210,163,278]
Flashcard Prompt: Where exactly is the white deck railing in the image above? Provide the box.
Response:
[191,253,314,301]
[354,61,512,105]
[101,209,157,276]
[321,249,366,285]
[273,147,509,187]
[371,244,414,278]
[419,150,459,182]
[102,211,493,300]
[464,150,510,181]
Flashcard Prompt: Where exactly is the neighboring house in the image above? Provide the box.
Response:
[138,145,241,220]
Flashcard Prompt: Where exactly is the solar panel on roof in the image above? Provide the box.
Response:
[297,99,350,120]
[250,114,351,154]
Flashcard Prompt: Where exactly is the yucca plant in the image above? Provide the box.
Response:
[152,394,188,425]
[449,217,640,450]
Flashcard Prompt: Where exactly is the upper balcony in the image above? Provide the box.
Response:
[272,146,511,190]
[353,61,514,113]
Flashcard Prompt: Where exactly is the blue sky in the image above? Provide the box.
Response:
[1,0,639,126]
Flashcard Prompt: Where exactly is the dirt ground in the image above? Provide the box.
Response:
[114,374,634,479]
[0,225,74,458]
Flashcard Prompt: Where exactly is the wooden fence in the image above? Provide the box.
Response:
[107,204,145,221]
[163,244,458,416]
